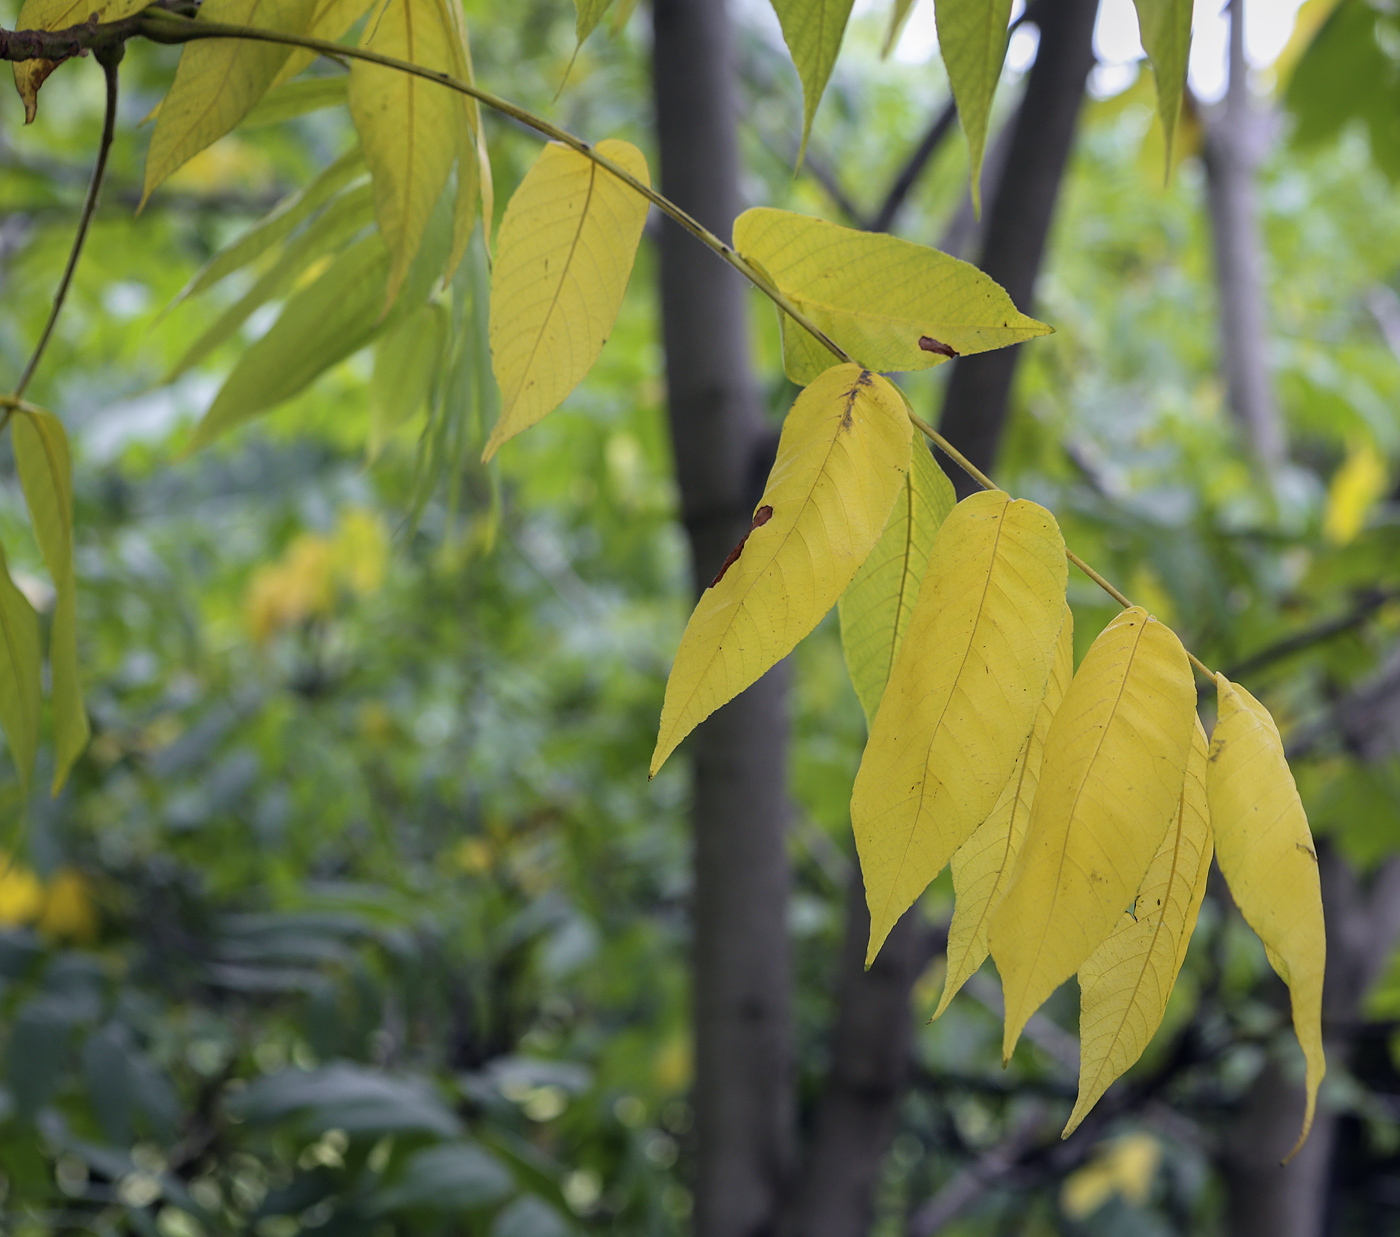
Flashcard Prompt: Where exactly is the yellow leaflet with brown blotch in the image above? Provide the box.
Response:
[837,443,955,728]
[932,604,1073,1020]
[348,0,460,308]
[11,0,150,123]
[651,365,911,776]
[851,490,1067,966]
[484,139,649,461]
[1064,718,1213,1137]
[1208,674,1326,1161]
[991,606,1196,1063]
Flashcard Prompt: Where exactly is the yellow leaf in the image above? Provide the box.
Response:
[1061,1133,1162,1220]
[652,366,912,776]
[0,857,44,925]
[271,0,376,88]
[0,541,42,794]
[770,0,856,162]
[435,0,493,270]
[882,0,918,58]
[349,0,461,307]
[39,867,98,942]
[12,410,87,792]
[10,0,148,123]
[732,208,1051,385]
[852,490,1067,964]
[1063,718,1212,1137]
[838,444,955,727]
[1208,674,1326,1161]
[1323,437,1387,544]
[484,139,650,461]
[933,604,1073,1019]
[991,606,1196,1062]
[934,0,1014,215]
[1132,0,1194,174]
[142,0,319,206]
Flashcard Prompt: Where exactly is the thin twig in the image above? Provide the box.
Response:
[14,48,121,399]
[868,98,957,234]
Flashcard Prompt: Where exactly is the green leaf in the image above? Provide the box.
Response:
[882,0,918,58]
[770,0,857,162]
[142,0,319,205]
[369,302,448,456]
[935,0,1014,215]
[734,207,1051,384]
[1132,0,1193,174]
[838,443,954,727]
[348,0,460,307]
[176,147,365,303]
[171,181,376,380]
[12,410,86,791]
[574,0,613,45]
[0,541,42,794]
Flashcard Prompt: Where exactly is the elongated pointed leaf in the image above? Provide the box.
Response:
[349,0,460,307]
[177,148,365,302]
[883,0,918,58]
[434,0,493,273]
[0,542,42,793]
[991,607,1196,1062]
[484,139,649,461]
[142,0,318,205]
[1064,719,1212,1137]
[12,411,86,791]
[369,302,447,456]
[652,365,911,776]
[838,445,955,727]
[935,0,1014,215]
[852,490,1067,964]
[574,0,613,45]
[272,0,377,87]
[11,0,149,123]
[770,0,856,162]
[933,605,1073,1019]
[733,208,1050,384]
[1208,675,1326,1160]
[1133,0,1193,174]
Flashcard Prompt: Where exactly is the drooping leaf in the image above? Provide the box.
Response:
[369,302,448,456]
[1132,0,1194,174]
[176,148,365,303]
[1064,718,1212,1137]
[933,604,1073,1019]
[991,606,1196,1062]
[851,490,1067,964]
[1208,675,1326,1160]
[171,182,376,380]
[769,0,857,162]
[142,0,319,206]
[934,0,1013,215]
[348,0,460,307]
[882,0,918,58]
[187,235,391,451]
[484,139,649,461]
[272,0,377,87]
[433,0,493,272]
[733,208,1050,384]
[838,443,954,727]
[12,410,87,791]
[0,541,42,794]
[573,0,613,46]
[652,365,912,775]
[11,0,149,123]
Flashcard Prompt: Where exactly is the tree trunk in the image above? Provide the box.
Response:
[1202,0,1286,468]
[650,3,793,1235]
[935,0,1100,495]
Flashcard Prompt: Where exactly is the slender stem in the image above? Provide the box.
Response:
[14,49,121,399]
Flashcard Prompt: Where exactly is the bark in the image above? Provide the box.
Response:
[650,3,793,1235]
[934,0,1100,496]
[1202,0,1287,468]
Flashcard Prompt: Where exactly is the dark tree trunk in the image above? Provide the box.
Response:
[935,0,1100,496]
[650,2,793,1234]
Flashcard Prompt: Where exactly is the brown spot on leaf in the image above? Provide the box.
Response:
[839,371,873,430]
[709,505,774,588]
[918,335,959,359]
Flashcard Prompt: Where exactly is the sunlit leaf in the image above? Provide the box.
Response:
[933,605,1072,1019]
[271,0,377,87]
[1208,674,1326,1160]
[991,606,1196,1062]
[652,365,912,775]
[1064,719,1212,1136]
[484,139,649,461]
[733,208,1050,384]
[12,410,86,791]
[852,490,1067,963]
[935,0,1013,215]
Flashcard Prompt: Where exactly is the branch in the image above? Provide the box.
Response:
[867,98,957,234]
[14,45,121,399]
